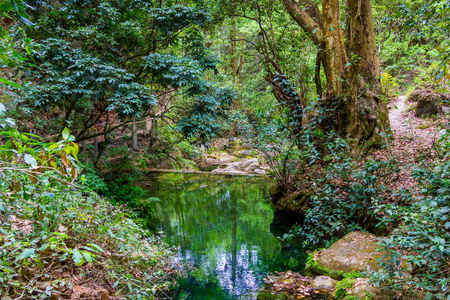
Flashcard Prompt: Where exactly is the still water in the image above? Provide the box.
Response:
[140,172,305,300]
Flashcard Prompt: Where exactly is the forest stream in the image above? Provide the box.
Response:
[139,172,306,300]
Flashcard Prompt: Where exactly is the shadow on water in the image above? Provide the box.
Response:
[139,172,306,300]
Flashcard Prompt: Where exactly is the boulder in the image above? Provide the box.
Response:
[211,165,248,175]
[308,231,386,279]
[273,191,310,215]
[311,276,337,290]
[258,272,334,300]
[415,97,440,117]
[343,278,395,300]
[407,88,445,117]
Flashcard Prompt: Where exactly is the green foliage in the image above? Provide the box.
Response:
[305,249,343,280]
[370,131,450,299]
[100,174,158,229]
[0,1,36,88]
[25,37,156,120]
[295,157,398,247]
[0,127,184,298]
[376,0,450,88]
[268,119,400,247]
[4,0,233,146]
[335,278,357,299]
[0,0,33,27]
[380,72,399,97]
[79,162,108,193]
[177,86,235,142]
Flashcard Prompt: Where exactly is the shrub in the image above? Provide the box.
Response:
[101,174,158,229]
[371,130,450,299]
[290,156,399,247]
[0,126,185,299]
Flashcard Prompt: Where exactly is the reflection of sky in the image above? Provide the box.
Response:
[147,174,284,299]
[177,244,266,299]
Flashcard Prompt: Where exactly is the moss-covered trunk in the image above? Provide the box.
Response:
[283,0,391,154]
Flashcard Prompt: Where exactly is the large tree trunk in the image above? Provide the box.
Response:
[337,0,390,154]
[283,0,391,154]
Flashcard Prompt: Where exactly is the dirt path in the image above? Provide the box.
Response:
[389,95,439,143]
[373,95,442,191]
[388,95,408,138]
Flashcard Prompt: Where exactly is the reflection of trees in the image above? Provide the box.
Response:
[146,174,283,298]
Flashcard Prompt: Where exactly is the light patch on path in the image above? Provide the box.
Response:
[388,95,439,144]
[371,95,442,192]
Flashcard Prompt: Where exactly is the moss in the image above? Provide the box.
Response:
[417,124,430,129]
[335,275,373,300]
[335,278,356,299]
[256,291,288,300]
[305,249,345,280]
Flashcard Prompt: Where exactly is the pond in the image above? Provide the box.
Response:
[139,172,306,300]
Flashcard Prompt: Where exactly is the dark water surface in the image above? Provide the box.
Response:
[140,172,305,300]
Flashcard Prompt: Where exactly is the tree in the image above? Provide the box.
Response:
[282,0,390,154]
[11,0,233,145]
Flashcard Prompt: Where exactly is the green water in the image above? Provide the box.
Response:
[140,172,305,300]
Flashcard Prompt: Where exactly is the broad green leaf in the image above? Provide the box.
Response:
[24,154,37,168]
[147,197,161,202]
[82,251,93,263]
[0,77,20,88]
[16,248,36,261]
[69,142,79,157]
[87,243,105,253]
[47,143,61,151]
[72,249,84,266]
[25,148,36,156]
[62,127,70,140]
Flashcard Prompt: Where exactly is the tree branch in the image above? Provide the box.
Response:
[282,0,323,45]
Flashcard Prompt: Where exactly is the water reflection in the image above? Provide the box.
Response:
[140,172,304,300]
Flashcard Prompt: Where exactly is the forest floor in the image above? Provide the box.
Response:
[372,95,446,192]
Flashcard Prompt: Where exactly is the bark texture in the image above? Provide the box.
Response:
[283,0,391,154]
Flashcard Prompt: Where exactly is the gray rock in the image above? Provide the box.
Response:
[346,278,395,300]
[254,168,266,175]
[415,97,440,117]
[240,150,253,156]
[408,88,445,117]
[245,161,260,172]
[310,276,337,290]
[310,231,386,279]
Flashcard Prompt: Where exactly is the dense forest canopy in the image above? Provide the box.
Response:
[0,0,449,299]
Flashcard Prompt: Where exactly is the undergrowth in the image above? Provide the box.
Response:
[0,120,186,299]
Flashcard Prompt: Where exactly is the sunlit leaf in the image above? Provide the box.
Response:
[62,127,70,140]
[16,248,36,261]
[0,77,20,88]
[72,249,84,266]
[24,153,37,168]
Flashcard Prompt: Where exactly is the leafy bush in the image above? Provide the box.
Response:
[371,130,450,299]
[100,174,159,229]
[79,162,108,193]
[381,72,399,97]
[288,156,399,247]
[0,127,185,299]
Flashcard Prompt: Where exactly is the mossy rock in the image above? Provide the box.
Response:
[407,87,449,117]
[257,292,289,300]
[273,191,311,215]
[336,277,396,300]
[307,232,386,280]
